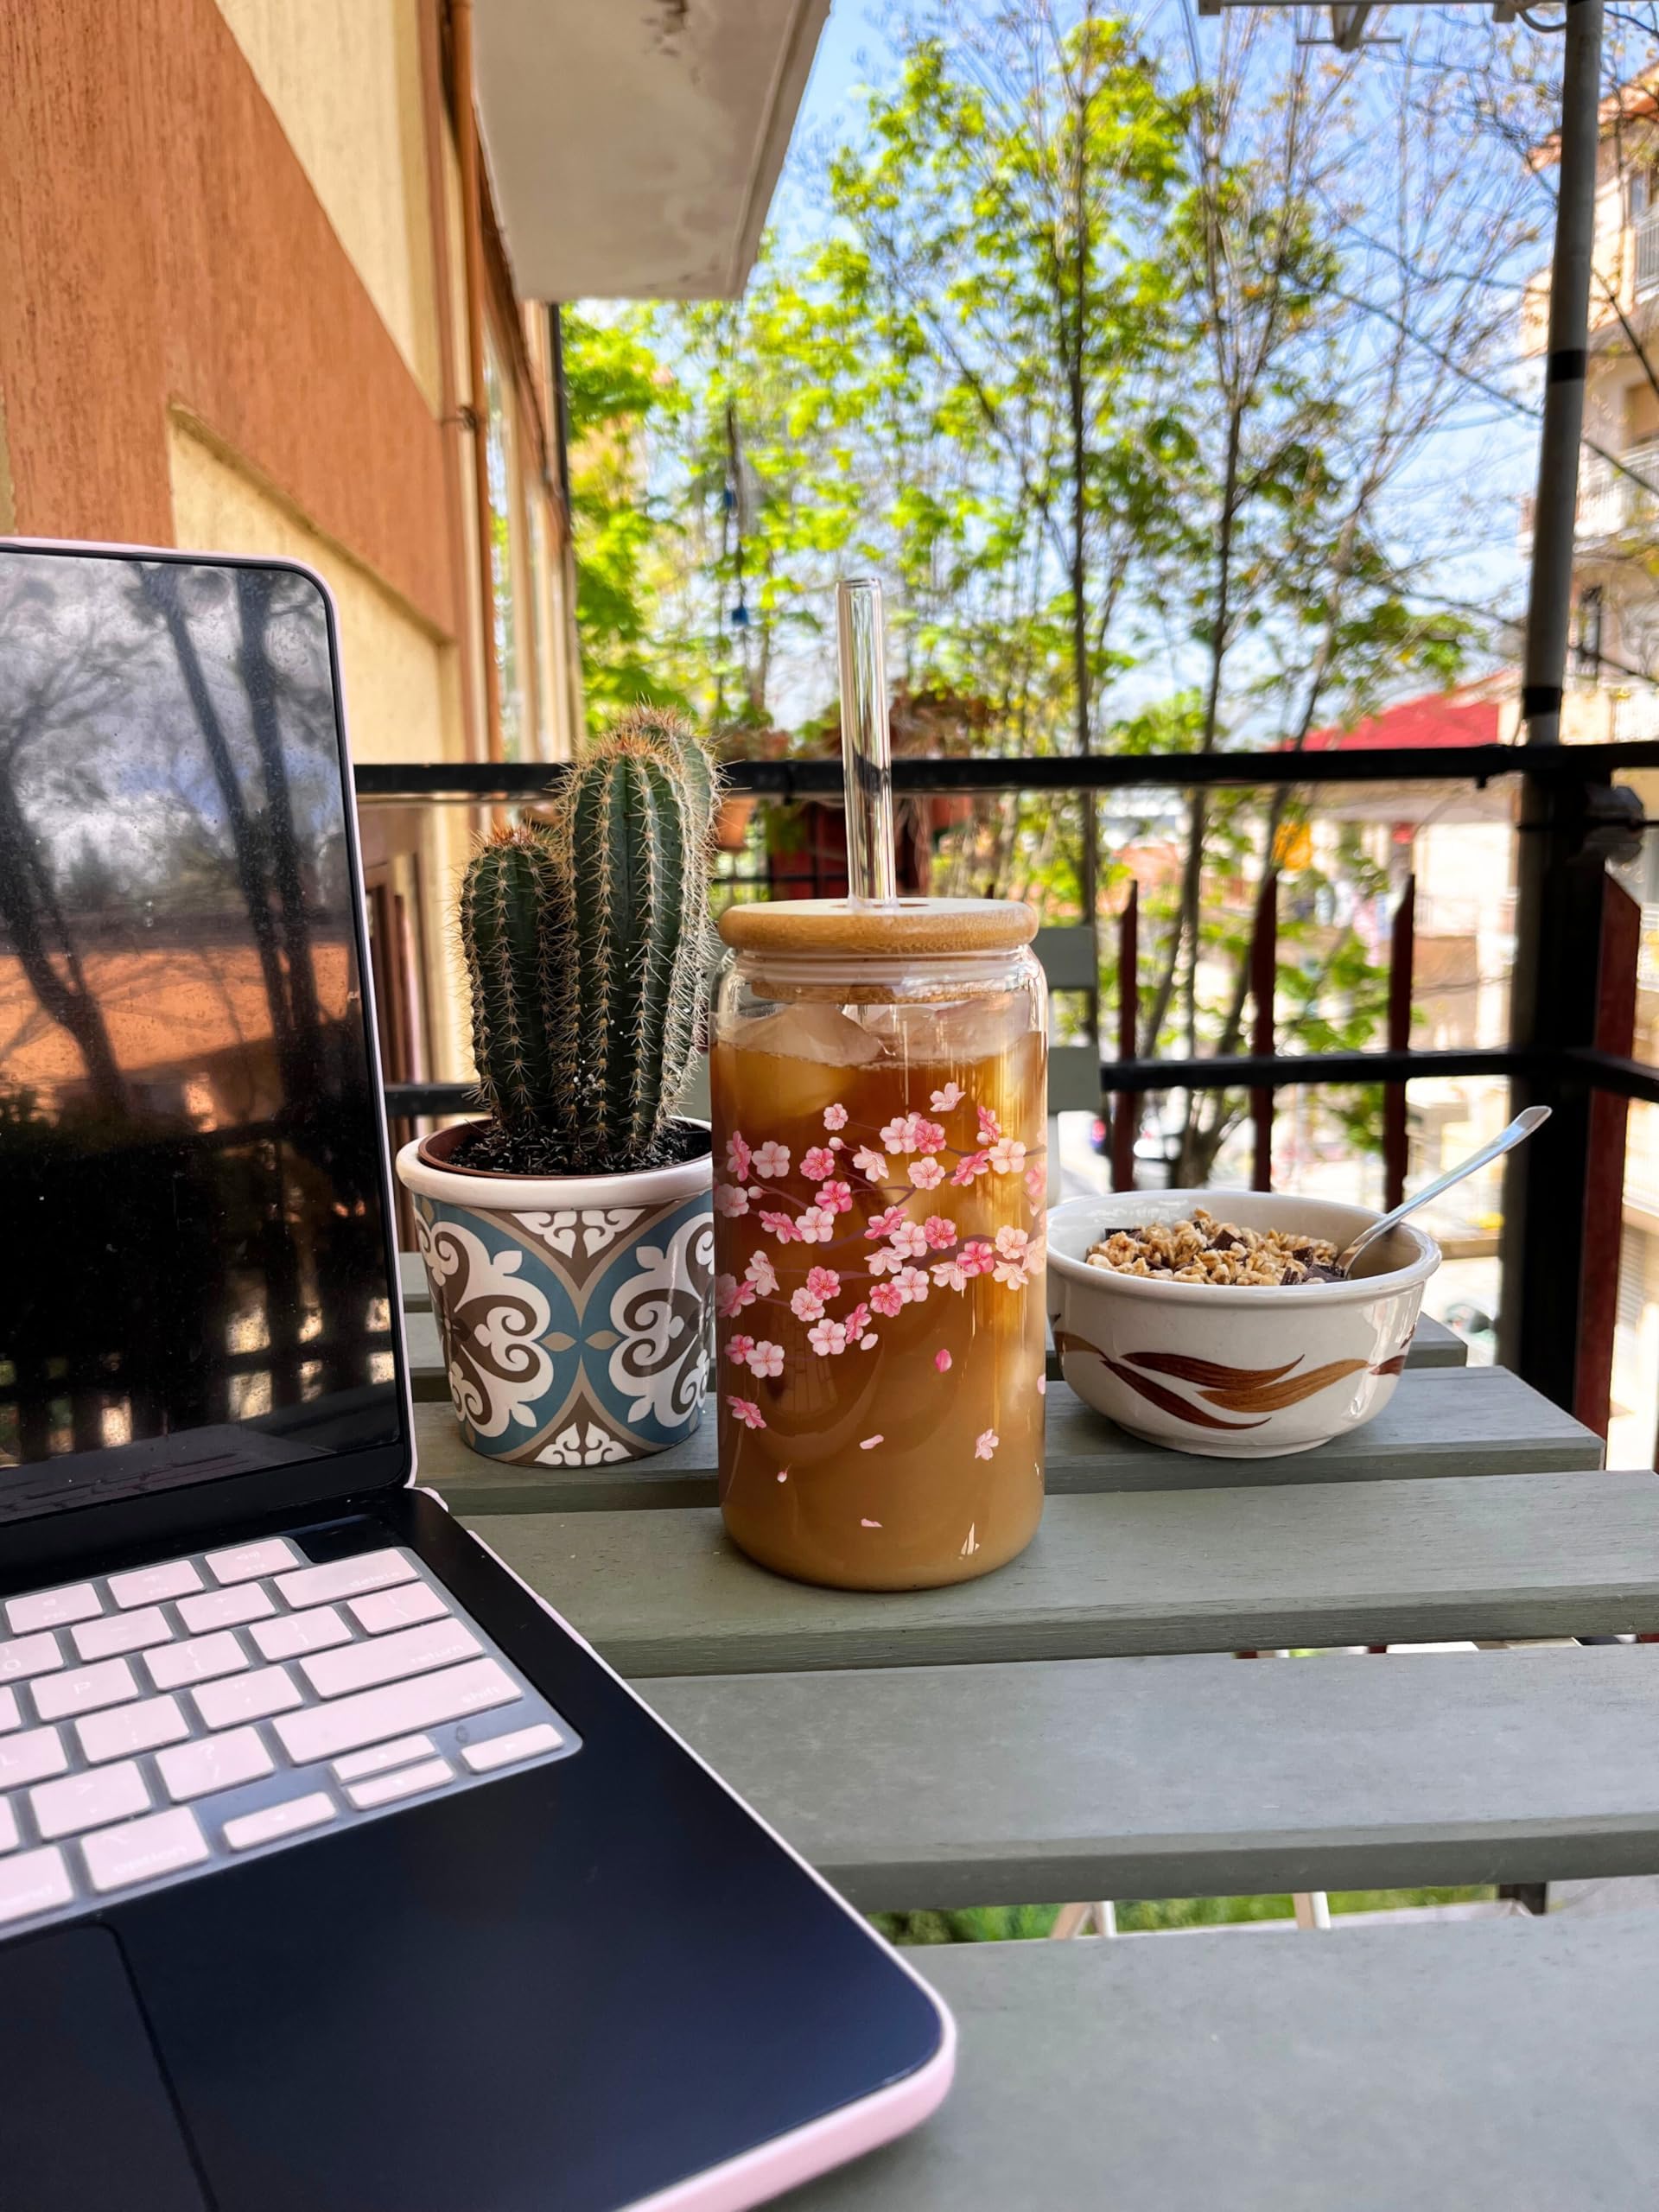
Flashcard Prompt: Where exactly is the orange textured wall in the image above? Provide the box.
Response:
[0,0,455,638]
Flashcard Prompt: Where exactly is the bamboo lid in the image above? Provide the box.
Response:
[718,896,1038,957]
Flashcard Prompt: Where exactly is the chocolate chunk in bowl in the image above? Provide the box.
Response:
[1046,1190,1440,1459]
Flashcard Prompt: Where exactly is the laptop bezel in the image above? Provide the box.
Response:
[0,538,416,1586]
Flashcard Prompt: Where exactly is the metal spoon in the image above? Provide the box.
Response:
[1332,1105,1552,1277]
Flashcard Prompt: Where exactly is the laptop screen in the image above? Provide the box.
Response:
[0,547,404,1522]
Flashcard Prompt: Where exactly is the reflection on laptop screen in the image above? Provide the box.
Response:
[0,548,401,1520]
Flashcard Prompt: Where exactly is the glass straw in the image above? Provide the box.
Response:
[836,576,898,905]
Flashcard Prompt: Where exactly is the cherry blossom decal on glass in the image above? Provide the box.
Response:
[709,1082,1045,1433]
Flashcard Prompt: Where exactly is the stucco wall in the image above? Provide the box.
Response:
[0,0,455,637]
[168,417,452,762]
[211,0,442,410]
[167,418,476,1077]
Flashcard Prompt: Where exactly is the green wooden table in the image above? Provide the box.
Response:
[406,1287,1659,2209]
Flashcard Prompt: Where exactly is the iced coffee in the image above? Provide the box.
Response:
[709,898,1047,1590]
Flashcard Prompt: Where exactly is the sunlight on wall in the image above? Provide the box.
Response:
[168,419,453,762]
[168,420,476,1079]
[212,0,441,408]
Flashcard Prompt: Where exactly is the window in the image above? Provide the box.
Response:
[484,340,525,762]
[1574,584,1604,678]
[1634,165,1659,298]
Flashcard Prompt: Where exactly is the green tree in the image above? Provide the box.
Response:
[1131,13,1521,1179]
[563,308,691,722]
[823,13,1190,967]
[662,265,866,731]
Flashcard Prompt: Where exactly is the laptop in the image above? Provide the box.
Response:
[0,541,952,2211]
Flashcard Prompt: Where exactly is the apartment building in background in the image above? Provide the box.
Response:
[0,0,827,1096]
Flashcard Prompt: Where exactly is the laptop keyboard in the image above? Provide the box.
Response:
[0,1540,579,1937]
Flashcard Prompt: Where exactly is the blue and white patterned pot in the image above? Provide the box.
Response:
[395,1122,714,1466]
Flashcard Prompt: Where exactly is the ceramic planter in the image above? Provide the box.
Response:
[396,1122,714,1466]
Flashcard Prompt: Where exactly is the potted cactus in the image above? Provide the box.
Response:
[396,711,719,1466]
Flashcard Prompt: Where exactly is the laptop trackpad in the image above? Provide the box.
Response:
[0,1925,208,2211]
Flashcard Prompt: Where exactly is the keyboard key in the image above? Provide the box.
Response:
[350,1582,448,1635]
[107,1560,202,1608]
[250,1606,352,1663]
[0,1726,67,1789]
[345,1756,452,1810]
[178,1585,275,1633]
[31,1760,150,1840]
[275,1657,519,1765]
[333,1734,436,1783]
[145,1630,249,1692]
[73,1606,173,1662]
[461,1722,565,1775]
[7,1585,101,1635]
[0,1846,73,1924]
[301,1618,480,1700]
[78,1694,190,1764]
[223,1793,335,1851]
[275,1548,416,1611]
[0,1633,62,1684]
[33,1657,137,1721]
[192,1667,301,1731]
[0,1801,16,1852]
[0,1688,17,1733]
[205,1537,302,1586]
[157,1727,274,1802]
[82,1807,207,1893]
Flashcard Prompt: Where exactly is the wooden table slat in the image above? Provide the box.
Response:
[644,1643,1659,1908]
[784,1916,1659,2211]
[467,1468,1659,1677]
[416,1364,1599,1514]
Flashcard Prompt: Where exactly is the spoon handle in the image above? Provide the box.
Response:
[1338,1105,1551,1274]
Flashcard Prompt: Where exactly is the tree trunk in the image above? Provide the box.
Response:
[0,766,127,1113]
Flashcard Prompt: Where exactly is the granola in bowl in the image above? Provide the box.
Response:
[1086,1207,1342,1287]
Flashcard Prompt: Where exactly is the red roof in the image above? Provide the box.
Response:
[1299,696,1501,753]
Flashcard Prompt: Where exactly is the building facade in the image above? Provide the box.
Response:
[2,1,590,1105]
[3,0,827,1106]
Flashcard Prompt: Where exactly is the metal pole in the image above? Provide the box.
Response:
[1498,0,1605,1394]
[452,0,504,768]
[1519,0,1603,753]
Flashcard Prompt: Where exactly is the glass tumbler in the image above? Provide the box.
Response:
[709,898,1047,1590]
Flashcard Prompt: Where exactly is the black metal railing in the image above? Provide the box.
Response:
[356,738,1659,801]
[359,741,1659,1427]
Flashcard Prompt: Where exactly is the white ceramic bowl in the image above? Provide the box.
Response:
[1046,1189,1440,1459]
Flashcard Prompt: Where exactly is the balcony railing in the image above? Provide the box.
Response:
[358,741,1659,1440]
[1576,440,1659,539]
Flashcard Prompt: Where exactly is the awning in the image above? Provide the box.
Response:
[472,0,831,301]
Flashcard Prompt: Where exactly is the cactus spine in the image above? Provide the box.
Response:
[455,710,716,1172]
